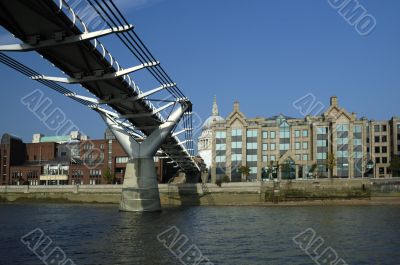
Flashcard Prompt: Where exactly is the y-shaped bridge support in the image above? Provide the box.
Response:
[99,101,190,212]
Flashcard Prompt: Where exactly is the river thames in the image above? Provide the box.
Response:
[0,203,399,264]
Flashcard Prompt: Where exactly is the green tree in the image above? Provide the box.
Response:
[389,156,400,177]
[104,168,114,184]
[222,175,230,183]
[281,161,292,179]
[238,165,251,181]
[309,163,317,179]
[327,152,336,178]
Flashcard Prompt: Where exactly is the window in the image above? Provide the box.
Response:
[216,156,226,162]
[232,142,242,149]
[295,142,301,150]
[216,131,226,139]
[262,131,268,139]
[317,153,327,159]
[354,152,362,159]
[375,136,380,143]
[374,125,380,133]
[270,155,276,161]
[262,144,268,151]
[383,125,387,132]
[382,136,387,142]
[354,125,362,133]
[247,130,258,138]
[302,142,308,150]
[336,124,349,132]
[337,151,348,158]
[354,139,362,146]
[246,155,257,162]
[232,128,242,136]
[379,167,385,174]
[296,154,301,161]
[382,157,388,163]
[116,157,128,163]
[247,143,257,149]
[270,131,276,139]
[317,127,328,134]
[295,130,300,138]
[279,144,289,151]
[279,123,290,138]
[302,154,308,161]
[89,169,102,177]
[270,143,276,151]
[216,144,226,150]
[382,146,387,153]
[375,147,380,153]
[232,154,242,161]
[302,130,308,137]
[262,155,267,162]
[317,140,327,147]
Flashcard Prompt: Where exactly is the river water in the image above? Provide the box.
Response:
[0,203,399,264]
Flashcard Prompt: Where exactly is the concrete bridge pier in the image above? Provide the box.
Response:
[99,101,190,212]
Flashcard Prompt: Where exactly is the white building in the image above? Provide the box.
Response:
[198,96,224,171]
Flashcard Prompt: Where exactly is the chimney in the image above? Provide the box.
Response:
[233,101,240,112]
[330,96,338,107]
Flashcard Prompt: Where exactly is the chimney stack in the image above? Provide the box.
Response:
[330,96,338,107]
[233,101,240,112]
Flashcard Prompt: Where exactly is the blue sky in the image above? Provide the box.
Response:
[0,0,399,142]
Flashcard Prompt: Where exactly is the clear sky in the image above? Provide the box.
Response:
[0,0,399,143]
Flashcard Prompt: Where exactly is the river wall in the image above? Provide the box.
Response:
[1,178,390,205]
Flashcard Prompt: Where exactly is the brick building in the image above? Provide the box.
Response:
[0,130,178,185]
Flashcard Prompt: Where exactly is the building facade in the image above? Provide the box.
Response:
[198,96,224,171]
[207,96,400,182]
[0,130,178,186]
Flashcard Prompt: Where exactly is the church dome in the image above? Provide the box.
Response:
[202,115,224,130]
[202,96,224,130]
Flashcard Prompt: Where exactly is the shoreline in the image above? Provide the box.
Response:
[1,180,400,207]
[1,196,400,207]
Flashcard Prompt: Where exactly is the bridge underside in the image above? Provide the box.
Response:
[0,0,200,211]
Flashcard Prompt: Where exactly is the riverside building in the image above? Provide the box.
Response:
[198,96,400,182]
[0,130,178,186]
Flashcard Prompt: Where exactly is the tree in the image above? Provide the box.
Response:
[104,168,114,184]
[281,161,292,179]
[222,175,230,183]
[389,156,400,177]
[238,165,251,181]
[327,152,336,178]
[268,161,275,179]
[309,163,317,179]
